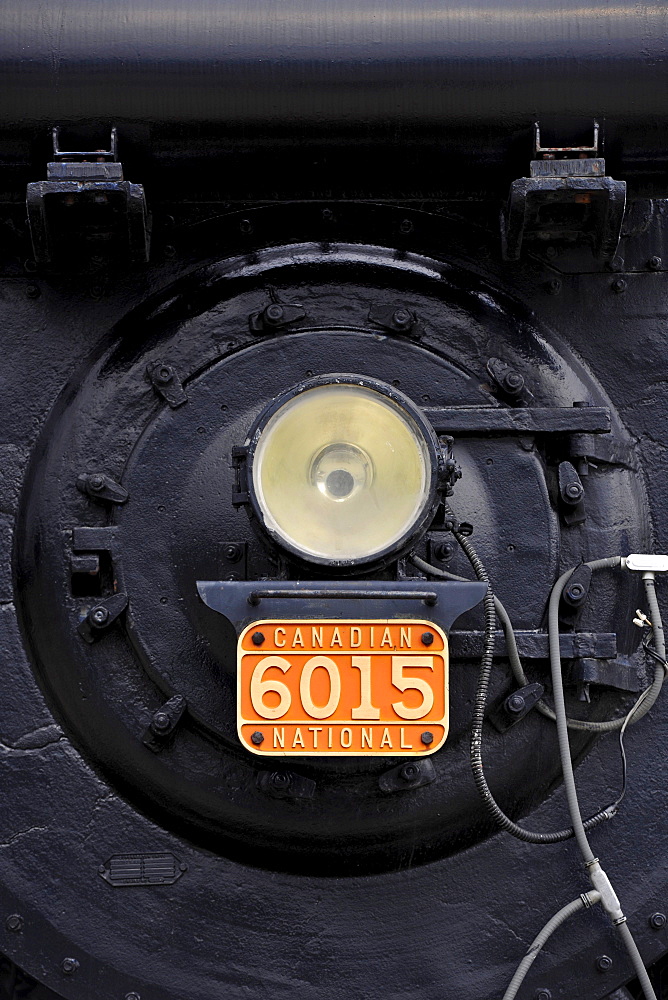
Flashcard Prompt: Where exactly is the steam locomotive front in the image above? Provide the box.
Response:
[1,4,668,1000]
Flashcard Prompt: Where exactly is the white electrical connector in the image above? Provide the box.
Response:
[633,609,652,628]
[585,859,624,922]
[623,554,668,573]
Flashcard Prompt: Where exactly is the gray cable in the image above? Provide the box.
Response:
[414,545,662,999]
[644,574,666,662]
[413,531,615,844]
[548,564,665,732]
[502,892,601,1000]
[548,559,658,1000]
[411,555,664,732]
[618,919,658,1000]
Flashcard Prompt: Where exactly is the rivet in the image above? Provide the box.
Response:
[650,911,667,929]
[611,277,627,294]
[224,544,242,563]
[595,954,613,973]
[399,219,413,234]
[125,993,141,1000]
[5,914,23,932]
[399,763,420,782]
[535,991,552,1000]
[61,958,79,975]
[648,256,662,271]
[26,283,41,299]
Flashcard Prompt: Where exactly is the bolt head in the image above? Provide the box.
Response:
[252,631,265,646]
[392,308,412,329]
[271,771,290,787]
[152,711,171,732]
[125,994,141,1000]
[434,542,454,561]
[90,606,109,626]
[399,763,420,782]
[399,219,413,234]
[421,731,434,745]
[611,277,627,293]
[650,911,667,929]
[566,583,585,601]
[224,544,242,563]
[5,914,23,932]
[421,632,434,646]
[264,304,284,324]
[155,365,174,384]
[565,482,583,500]
[88,474,105,491]
[502,371,524,394]
[61,958,79,975]
[506,693,526,714]
[535,991,552,1000]
[251,731,264,745]
[649,256,662,270]
[595,954,613,973]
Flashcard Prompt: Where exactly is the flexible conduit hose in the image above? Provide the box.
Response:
[413,526,616,844]
[410,555,665,732]
[415,516,664,999]
[501,891,601,1000]
[547,559,659,1000]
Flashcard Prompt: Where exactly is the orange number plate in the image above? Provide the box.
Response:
[237,619,448,756]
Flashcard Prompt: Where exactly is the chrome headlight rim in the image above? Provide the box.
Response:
[244,373,442,569]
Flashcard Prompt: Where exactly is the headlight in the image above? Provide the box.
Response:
[247,375,440,566]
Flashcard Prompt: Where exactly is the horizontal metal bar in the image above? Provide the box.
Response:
[423,406,610,435]
[248,589,438,606]
[450,630,617,660]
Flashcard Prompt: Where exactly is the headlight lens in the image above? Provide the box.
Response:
[248,377,438,565]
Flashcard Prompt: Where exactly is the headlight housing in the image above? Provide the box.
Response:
[246,375,442,567]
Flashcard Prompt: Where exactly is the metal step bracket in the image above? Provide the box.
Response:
[501,121,626,261]
[26,127,150,266]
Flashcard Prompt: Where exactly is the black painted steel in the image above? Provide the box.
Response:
[0,4,668,993]
[1,1,668,197]
[1,209,662,999]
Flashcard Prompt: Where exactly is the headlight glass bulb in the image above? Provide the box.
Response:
[248,377,438,565]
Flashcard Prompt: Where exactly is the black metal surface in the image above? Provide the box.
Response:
[197,580,487,631]
[2,2,668,199]
[0,0,667,984]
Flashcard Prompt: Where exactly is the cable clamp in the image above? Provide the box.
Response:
[580,892,598,910]
[613,915,628,926]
